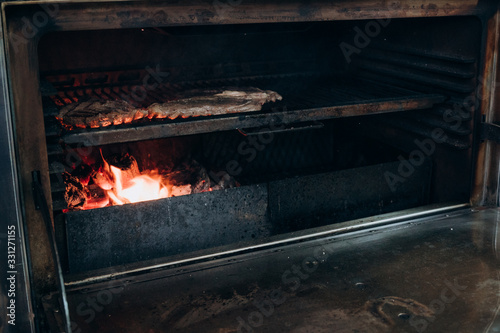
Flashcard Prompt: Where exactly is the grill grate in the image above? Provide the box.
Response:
[43,74,445,147]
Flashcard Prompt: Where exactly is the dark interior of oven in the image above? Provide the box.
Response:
[37,16,480,274]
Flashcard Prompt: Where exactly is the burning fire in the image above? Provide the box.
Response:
[107,167,169,205]
[74,151,174,211]
[99,153,169,206]
[64,148,237,212]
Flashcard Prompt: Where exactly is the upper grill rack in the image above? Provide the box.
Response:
[43,73,445,147]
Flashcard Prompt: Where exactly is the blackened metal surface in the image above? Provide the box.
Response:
[482,122,500,143]
[200,124,338,182]
[269,160,431,231]
[65,185,269,273]
[355,17,480,97]
[380,115,471,149]
[48,208,500,333]
[354,17,479,151]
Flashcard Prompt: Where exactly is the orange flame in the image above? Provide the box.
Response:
[81,152,170,210]
[106,165,169,205]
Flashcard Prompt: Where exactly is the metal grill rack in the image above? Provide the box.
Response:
[43,74,445,147]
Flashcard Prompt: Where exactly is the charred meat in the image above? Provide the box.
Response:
[56,87,282,129]
[147,87,283,119]
[56,99,148,129]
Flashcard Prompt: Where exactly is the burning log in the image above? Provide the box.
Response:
[63,172,88,210]
[63,150,239,211]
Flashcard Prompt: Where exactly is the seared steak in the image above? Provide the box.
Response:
[56,99,148,129]
[148,87,282,119]
[56,87,282,129]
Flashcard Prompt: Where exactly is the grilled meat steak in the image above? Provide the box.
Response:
[56,87,282,129]
[148,87,282,119]
[56,99,148,129]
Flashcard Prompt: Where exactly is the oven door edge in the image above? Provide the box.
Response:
[0,7,36,333]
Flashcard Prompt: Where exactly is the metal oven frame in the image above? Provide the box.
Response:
[2,1,500,332]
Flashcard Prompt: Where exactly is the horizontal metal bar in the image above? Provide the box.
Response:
[237,121,324,136]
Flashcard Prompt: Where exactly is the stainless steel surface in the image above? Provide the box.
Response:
[45,207,500,332]
[0,9,35,333]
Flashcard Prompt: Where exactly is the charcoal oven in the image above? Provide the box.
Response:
[2,1,500,332]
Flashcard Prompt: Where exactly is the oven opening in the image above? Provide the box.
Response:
[37,16,480,274]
